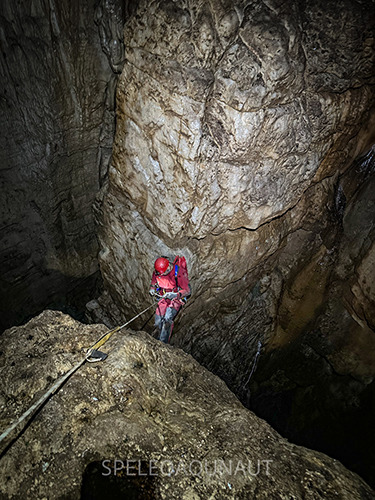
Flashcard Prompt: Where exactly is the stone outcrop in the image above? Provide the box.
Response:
[96,0,375,327]
[1,310,374,499]
[0,0,126,331]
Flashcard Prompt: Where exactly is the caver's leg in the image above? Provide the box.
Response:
[159,306,179,343]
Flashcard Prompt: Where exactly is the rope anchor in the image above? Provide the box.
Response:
[0,303,156,450]
[85,303,155,363]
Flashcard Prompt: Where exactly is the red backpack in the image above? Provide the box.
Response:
[173,256,191,300]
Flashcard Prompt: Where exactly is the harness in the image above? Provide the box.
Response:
[154,268,178,297]
[155,264,187,301]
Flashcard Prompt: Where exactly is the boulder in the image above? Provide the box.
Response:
[0,310,374,499]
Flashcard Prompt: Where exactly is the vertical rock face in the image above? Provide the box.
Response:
[98,0,374,321]
[2,0,374,489]
[247,149,375,485]
[96,0,375,487]
[0,0,125,330]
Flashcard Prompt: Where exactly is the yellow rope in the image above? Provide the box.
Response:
[0,303,155,450]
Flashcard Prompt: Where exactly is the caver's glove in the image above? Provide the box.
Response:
[163,292,178,300]
[149,288,156,297]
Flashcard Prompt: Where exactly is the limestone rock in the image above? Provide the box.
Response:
[0,310,374,499]
[0,0,126,331]
[244,150,375,486]
[97,0,375,325]
[94,0,375,488]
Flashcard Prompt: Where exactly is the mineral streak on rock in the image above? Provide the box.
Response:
[0,310,374,499]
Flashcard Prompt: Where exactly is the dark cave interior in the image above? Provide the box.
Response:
[1,0,375,494]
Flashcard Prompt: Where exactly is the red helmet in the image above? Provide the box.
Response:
[154,257,169,274]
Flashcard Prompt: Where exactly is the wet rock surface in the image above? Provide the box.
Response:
[1,310,374,499]
[173,148,375,487]
[0,0,126,331]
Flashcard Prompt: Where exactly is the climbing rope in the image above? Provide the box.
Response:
[243,340,262,389]
[85,303,155,362]
[0,357,86,448]
[0,303,155,450]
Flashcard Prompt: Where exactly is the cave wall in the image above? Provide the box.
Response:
[246,150,375,485]
[1,0,374,487]
[95,0,375,486]
[97,0,375,333]
[0,0,126,331]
